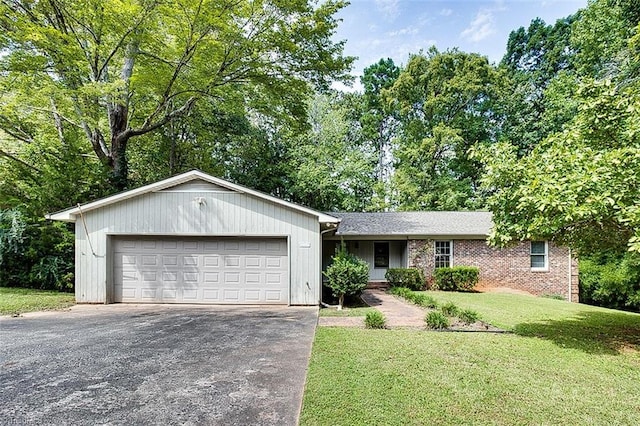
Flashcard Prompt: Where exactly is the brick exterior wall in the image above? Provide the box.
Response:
[408,239,579,302]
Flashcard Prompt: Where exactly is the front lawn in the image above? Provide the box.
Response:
[301,293,640,425]
[0,287,75,316]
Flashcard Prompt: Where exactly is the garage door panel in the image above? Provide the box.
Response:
[113,237,288,304]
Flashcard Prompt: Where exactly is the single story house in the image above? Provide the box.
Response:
[323,212,578,301]
[48,170,579,305]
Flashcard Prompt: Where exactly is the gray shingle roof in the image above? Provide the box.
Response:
[329,211,493,236]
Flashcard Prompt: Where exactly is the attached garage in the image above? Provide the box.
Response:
[113,237,289,304]
[47,170,338,306]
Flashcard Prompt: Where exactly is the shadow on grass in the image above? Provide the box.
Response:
[514,310,640,355]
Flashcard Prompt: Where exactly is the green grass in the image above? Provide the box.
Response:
[301,292,640,425]
[0,287,75,316]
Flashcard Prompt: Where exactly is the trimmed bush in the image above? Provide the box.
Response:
[440,301,460,317]
[385,268,426,291]
[365,310,386,329]
[425,311,449,329]
[458,308,480,324]
[433,266,479,292]
[324,242,369,310]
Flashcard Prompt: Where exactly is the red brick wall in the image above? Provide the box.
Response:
[408,239,579,302]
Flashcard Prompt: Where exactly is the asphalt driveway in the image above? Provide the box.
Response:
[0,304,318,425]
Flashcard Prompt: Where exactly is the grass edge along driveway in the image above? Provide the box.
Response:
[0,287,75,316]
[301,292,640,425]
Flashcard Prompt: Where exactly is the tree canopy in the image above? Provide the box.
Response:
[0,0,353,189]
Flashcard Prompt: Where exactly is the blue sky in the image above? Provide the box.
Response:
[333,0,586,91]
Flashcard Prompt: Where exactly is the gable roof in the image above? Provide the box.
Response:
[47,170,340,224]
[330,211,493,237]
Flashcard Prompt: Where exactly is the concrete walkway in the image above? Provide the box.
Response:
[318,289,425,328]
[360,289,425,328]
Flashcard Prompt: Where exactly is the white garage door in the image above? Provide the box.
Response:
[112,237,288,304]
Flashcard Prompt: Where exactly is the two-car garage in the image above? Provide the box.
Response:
[48,170,338,306]
[113,236,289,304]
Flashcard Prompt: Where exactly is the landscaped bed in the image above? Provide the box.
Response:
[301,292,640,425]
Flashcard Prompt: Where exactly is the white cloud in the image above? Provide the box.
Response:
[331,79,364,93]
[387,25,419,37]
[375,0,400,20]
[440,8,453,16]
[460,10,496,42]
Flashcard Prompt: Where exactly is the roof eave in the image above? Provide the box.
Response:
[46,170,341,224]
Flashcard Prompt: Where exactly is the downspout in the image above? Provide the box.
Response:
[568,248,573,302]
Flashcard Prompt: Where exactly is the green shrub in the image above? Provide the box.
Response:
[388,286,412,299]
[440,301,460,317]
[385,268,426,290]
[579,253,640,312]
[389,286,439,308]
[0,210,74,291]
[425,311,449,329]
[458,308,480,324]
[433,266,479,292]
[412,293,439,308]
[365,311,386,329]
[324,242,369,310]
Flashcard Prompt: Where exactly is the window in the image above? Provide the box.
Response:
[374,242,389,268]
[530,241,548,270]
[434,241,452,268]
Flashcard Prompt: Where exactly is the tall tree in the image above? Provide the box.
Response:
[360,58,400,208]
[386,48,503,210]
[499,16,578,154]
[0,0,353,189]
[474,0,640,253]
[288,92,376,212]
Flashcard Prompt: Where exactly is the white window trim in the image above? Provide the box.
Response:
[530,241,549,272]
[434,240,454,268]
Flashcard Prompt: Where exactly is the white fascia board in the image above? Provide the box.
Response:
[46,170,341,224]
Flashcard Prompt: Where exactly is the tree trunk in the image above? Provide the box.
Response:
[338,293,344,310]
[110,134,129,191]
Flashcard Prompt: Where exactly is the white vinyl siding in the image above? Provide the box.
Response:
[530,241,548,271]
[74,187,320,305]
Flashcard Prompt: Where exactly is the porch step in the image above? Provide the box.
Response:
[366,281,389,290]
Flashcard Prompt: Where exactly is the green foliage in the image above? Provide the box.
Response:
[388,286,413,299]
[361,58,401,208]
[425,311,450,329]
[289,92,377,211]
[580,253,640,312]
[500,16,578,154]
[0,209,26,264]
[385,268,426,290]
[458,309,480,324]
[386,47,504,210]
[364,310,387,329]
[433,266,480,292]
[0,0,354,188]
[388,286,439,308]
[323,243,370,309]
[0,211,74,291]
[440,302,460,317]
